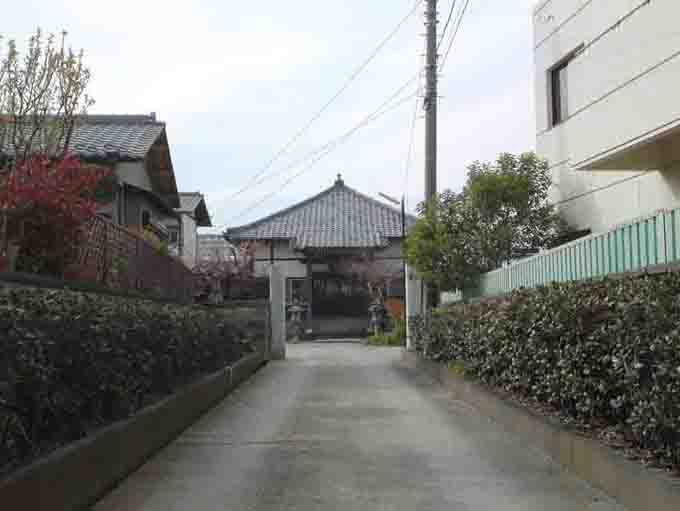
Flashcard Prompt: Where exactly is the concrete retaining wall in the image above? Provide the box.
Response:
[403,351,680,511]
[0,352,266,511]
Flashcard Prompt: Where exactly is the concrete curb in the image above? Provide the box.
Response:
[403,351,680,511]
[0,351,266,511]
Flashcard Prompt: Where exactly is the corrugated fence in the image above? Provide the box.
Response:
[469,209,680,300]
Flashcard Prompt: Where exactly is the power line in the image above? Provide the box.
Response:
[223,74,421,207]
[228,0,424,201]
[232,92,417,225]
[439,0,472,72]
[227,77,420,226]
[438,0,458,51]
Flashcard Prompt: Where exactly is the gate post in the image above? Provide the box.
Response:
[269,265,286,360]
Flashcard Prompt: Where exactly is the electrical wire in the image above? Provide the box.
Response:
[439,0,472,72]
[231,92,417,224]
[438,0,458,51]
[227,0,424,201]
[227,77,420,225]
[221,70,421,213]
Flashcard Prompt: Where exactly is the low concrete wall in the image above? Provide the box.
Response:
[0,352,266,511]
[403,351,680,511]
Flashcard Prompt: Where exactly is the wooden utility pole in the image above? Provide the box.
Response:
[424,0,438,202]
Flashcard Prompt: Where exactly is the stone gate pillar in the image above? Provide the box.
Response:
[269,265,286,360]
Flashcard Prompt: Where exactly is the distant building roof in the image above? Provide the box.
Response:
[177,192,212,227]
[226,175,415,250]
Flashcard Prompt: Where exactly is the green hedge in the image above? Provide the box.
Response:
[0,286,257,475]
[411,274,680,471]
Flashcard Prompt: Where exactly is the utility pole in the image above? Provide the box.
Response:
[424,0,438,202]
[420,0,439,315]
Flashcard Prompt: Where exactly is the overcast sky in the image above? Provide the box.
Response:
[4,0,538,231]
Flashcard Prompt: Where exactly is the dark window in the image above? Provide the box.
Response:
[141,210,151,228]
[286,278,306,304]
[550,59,570,127]
[168,227,180,244]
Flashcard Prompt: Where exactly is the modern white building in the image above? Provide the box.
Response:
[534,0,680,234]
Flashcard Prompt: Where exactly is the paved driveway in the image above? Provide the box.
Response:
[95,343,624,510]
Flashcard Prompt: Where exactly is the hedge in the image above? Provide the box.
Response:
[411,274,680,471]
[0,286,257,475]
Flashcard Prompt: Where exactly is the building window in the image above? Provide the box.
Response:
[286,278,306,305]
[549,59,570,127]
[168,227,180,244]
[141,210,151,228]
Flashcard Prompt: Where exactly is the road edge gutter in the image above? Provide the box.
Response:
[402,350,680,511]
[0,351,266,511]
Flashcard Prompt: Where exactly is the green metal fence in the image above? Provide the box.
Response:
[471,209,680,299]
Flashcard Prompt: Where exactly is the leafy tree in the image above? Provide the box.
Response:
[0,29,93,166]
[0,29,99,275]
[405,152,563,292]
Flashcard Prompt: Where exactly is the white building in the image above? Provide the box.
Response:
[166,193,212,268]
[197,234,235,263]
[534,0,680,234]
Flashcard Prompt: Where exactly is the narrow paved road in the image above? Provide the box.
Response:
[95,343,624,510]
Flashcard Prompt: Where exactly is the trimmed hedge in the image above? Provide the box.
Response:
[412,274,680,471]
[0,286,257,475]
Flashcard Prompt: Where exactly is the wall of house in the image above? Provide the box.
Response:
[180,214,198,268]
[253,239,406,279]
[122,188,170,232]
[375,240,406,261]
[534,0,680,233]
[253,240,307,279]
[115,162,152,192]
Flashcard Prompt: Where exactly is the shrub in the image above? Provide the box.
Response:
[368,318,406,347]
[411,274,680,471]
[0,156,109,275]
[0,286,257,475]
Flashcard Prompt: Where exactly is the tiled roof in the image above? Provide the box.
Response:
[226,176,415,250]
[0,114,164,161]
[70,119,164,160]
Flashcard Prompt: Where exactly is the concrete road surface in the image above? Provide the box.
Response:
[95,343,625,510]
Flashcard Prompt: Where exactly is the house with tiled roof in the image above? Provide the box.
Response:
[1,113,182,241]
[226,175,420,337]
[74,114,181,240]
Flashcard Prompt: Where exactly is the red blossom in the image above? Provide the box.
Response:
[0,155,109,223]
[0,155,110,274]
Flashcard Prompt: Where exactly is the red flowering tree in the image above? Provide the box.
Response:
[193,241,257,304]
[336,253,403,305]
[0,155,109,275]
